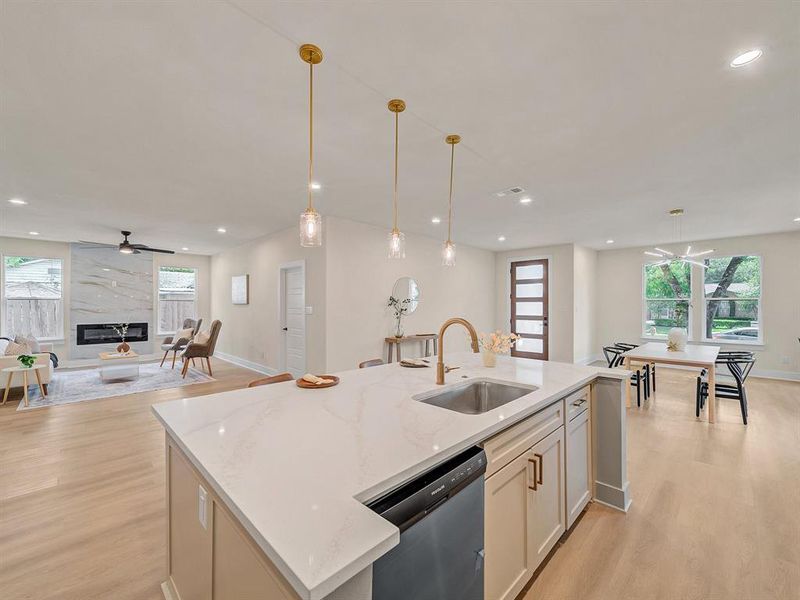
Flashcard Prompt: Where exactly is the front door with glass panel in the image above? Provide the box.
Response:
[510,259,548,360]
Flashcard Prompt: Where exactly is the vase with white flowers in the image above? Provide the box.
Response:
[478,330,519,367]
[112,322,131,354]
[387,296,411,338]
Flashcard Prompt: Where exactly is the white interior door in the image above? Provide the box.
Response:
[282,266,305,378]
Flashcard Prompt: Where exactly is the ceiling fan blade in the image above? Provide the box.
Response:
[78,240,117,247]
[653,247,674,256]
[687,249,714,258]
[643,251,664,258]
[139,247,175,254]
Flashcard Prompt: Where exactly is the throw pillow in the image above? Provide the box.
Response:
[15,335,40,354]
[194,330,210,345]
[175,327,194,342]
[4,341,29,356]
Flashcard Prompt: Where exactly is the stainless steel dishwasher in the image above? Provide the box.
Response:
[368,446,486,600]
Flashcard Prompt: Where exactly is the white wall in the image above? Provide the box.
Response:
[0,235,211,360]
[210,227,327,374]
[596,231,800,377]
[495,244,575,363]
[324,217,496,372]
[573,245,597,364]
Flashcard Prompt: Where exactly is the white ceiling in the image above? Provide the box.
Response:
[1,1,798,255]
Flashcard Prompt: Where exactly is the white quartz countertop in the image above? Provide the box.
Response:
[152,353,626,600]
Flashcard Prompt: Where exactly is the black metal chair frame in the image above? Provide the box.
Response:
[603,345,649,407]
[614,342,656,394]
[696,352,755,424]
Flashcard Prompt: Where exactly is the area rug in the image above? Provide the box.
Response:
[17,362,214,411]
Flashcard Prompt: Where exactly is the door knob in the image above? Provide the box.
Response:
[282,327,288,331]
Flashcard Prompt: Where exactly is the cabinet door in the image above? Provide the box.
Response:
[528,426,566,571]
[485,449,536,600]
[213,503,300,600]
[168,445,213,600]
[566,409,591,529]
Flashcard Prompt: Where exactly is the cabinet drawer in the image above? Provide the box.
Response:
[566,385,590,421]
[483,400,564,478]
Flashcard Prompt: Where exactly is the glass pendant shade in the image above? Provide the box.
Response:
[300,208,322,247]
[388,228,405,259]
[442,241,456,267]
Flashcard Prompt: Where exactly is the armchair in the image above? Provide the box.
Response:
[181,320,221,378]
[160,318,203,369]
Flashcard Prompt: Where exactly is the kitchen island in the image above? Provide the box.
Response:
[152,353,630,600]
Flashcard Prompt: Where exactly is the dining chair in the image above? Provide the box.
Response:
[696,352,755,424]
[181,320,222,378]
[359,358,384,368]
[248,372,294,387]
[614,342,656,394]
[603,345,648,407]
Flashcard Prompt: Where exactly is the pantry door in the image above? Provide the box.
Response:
[510,259,549,360]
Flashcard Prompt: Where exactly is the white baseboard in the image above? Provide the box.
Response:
[215,352,279,376]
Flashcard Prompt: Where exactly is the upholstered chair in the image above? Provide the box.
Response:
[160,318,198,369]
[181,320,222,378]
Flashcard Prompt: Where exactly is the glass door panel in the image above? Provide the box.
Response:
[510,259,549,360]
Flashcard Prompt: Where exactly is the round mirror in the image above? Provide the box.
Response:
[391,277,421,314]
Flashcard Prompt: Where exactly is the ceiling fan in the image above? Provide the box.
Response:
[643,209,714,268]
[79,231,175,255]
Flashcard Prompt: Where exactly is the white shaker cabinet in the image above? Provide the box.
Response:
[566,405,592,529]
[527,426,566,569]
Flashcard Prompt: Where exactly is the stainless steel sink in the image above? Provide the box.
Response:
[415,380,536,415]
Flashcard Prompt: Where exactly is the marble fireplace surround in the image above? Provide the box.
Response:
[69,244,155,360]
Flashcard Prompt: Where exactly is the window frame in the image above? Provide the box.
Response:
[701,254,763,346]
[157,266,198,335]
[1,253,65,342]
[641,261,693,341]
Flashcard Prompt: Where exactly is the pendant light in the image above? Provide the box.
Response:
[644,209,715,268]
[299,44,323,247]
[442,134,460,267]
[387,99,406,258]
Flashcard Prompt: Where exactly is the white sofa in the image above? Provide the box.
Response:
[0,339,54,393]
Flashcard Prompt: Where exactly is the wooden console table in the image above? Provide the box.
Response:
[384,334,438,363]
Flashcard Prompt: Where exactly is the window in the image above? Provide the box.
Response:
[2,256,64,340]
[158,266,197,334]
[643,261,690,337]
[703,255,761,343]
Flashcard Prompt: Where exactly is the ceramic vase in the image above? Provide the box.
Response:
[482,349,497,368]
[667,328,687,351]
[117,341,131,353]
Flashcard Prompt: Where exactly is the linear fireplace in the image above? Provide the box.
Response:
[76,322,149,346]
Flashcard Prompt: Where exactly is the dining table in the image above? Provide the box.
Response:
[621,342,721,423]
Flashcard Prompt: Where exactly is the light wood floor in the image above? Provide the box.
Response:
[1,363,797,599]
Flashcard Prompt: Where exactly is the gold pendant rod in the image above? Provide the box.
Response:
[308,60,313,210]
[393,110,398,230]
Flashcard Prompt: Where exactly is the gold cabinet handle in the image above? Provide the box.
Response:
[527,457,538,491]
[534,453,543,484]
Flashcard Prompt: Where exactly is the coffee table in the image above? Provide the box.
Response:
[2,364,48,407]
[99,351,140,382]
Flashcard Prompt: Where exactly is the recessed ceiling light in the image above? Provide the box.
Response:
[310,182,321,190]
[28,231,39,236]
[8,198,27,205]
[730,49,762,68]
[216,227,226,233]
[606,239,615,244]
[794,217,800,222]
[431,216,441,224]
[497,235,506,242]
[519,197,532,205]
[181,247,189,251]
